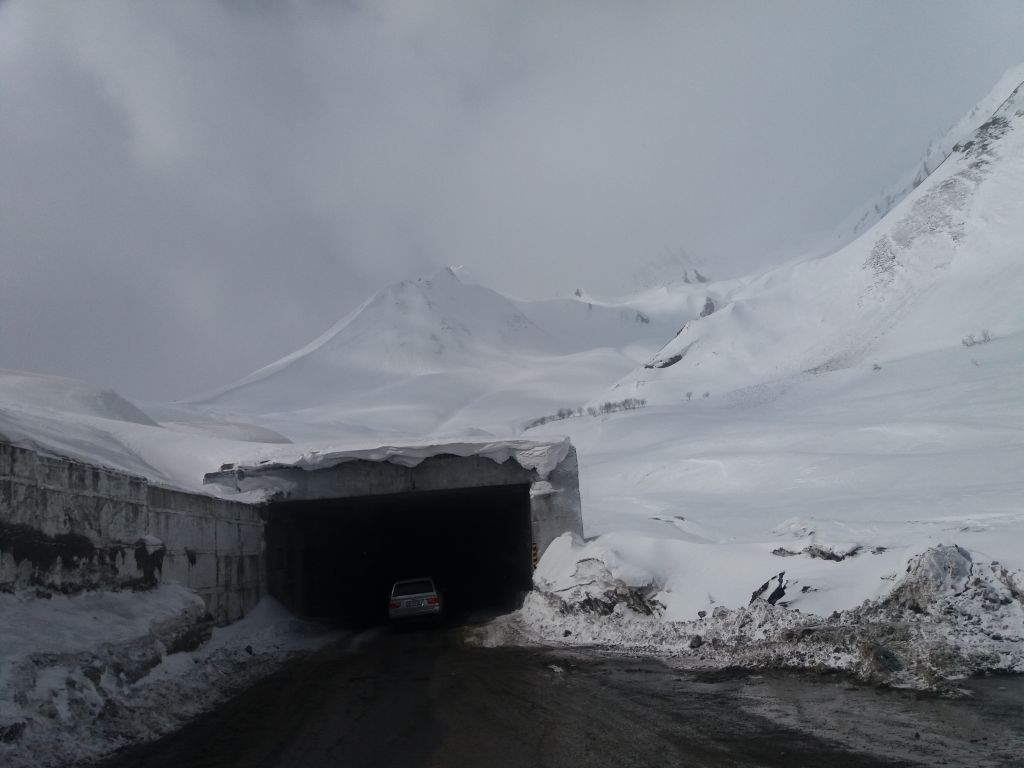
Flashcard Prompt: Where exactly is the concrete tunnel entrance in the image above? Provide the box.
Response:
[265,484,534,624]
[202,440,584,627]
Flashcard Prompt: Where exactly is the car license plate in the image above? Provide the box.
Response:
[408,599,423,607]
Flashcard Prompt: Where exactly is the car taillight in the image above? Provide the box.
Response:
[389,601,400,609]
[427,596,440,605]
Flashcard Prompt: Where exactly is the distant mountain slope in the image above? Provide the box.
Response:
[832,63,1024,246]
[609,72,1024,405]
[195,268,559,406]
[0,369,293,488]
[0,369,158,427]
[190,267,692,438]
[198,61,1024,434]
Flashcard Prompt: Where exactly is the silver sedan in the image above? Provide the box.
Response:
[388,577,442,620]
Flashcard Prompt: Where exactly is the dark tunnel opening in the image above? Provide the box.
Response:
[265,484,534,627]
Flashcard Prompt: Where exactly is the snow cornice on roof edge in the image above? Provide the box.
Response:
[209,436,574,482]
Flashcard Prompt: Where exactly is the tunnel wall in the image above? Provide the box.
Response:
[529,447,583,557]
[0,441,263,623]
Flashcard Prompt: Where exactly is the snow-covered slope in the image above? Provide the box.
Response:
[197,267,563,407]
[511,327,1024,688]
[191,267,688,438]
[0,369,158,427]
[609,70,1024,405]
[502,70,1024,665]
[832,62,1024,244]
[529,331,1024,610]
[0,371,292,489]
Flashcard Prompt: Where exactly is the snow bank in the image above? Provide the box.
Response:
[0,589,344,767]
[477,538,1024,693]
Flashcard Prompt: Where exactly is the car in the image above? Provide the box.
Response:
[388,577,442,621]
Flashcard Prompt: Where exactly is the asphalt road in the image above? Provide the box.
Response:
[95,628,1024,768]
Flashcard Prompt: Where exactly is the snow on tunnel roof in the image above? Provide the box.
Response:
[214,436,574,481]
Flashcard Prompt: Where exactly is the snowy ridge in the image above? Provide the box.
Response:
[187,266,687,438]
[193,267,563,409]
[0,369,158,428]
[832,62,1024,244]
[0,370,305,491]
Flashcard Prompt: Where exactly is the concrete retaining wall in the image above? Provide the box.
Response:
[0,441,263,623]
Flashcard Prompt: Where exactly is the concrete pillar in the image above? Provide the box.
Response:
[529,447,584,559]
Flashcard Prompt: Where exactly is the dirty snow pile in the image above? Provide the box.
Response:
[476,540,1024,692]
[0,588,342,768]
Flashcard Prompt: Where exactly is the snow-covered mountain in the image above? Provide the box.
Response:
[832,63,1024,245]
[607,69,1024,405]
[191,266,695,438]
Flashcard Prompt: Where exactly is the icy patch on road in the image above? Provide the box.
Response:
[0,590,344,768]
[477,542,1024,693]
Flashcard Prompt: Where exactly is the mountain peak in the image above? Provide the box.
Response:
[196,266,563,412]
[424,265,462,283]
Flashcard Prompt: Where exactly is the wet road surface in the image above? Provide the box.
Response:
[96,628,1024,767]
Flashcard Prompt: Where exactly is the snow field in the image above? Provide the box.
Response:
[498,330,1024,689]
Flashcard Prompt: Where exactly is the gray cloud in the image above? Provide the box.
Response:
[2,0,1022,399]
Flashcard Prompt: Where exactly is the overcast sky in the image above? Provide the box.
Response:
[2,1,1022,401]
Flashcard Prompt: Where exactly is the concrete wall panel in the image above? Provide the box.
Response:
[529,446,584,555]
[0,441,264,624]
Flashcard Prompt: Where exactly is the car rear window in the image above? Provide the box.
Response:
[393,580,434,597]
